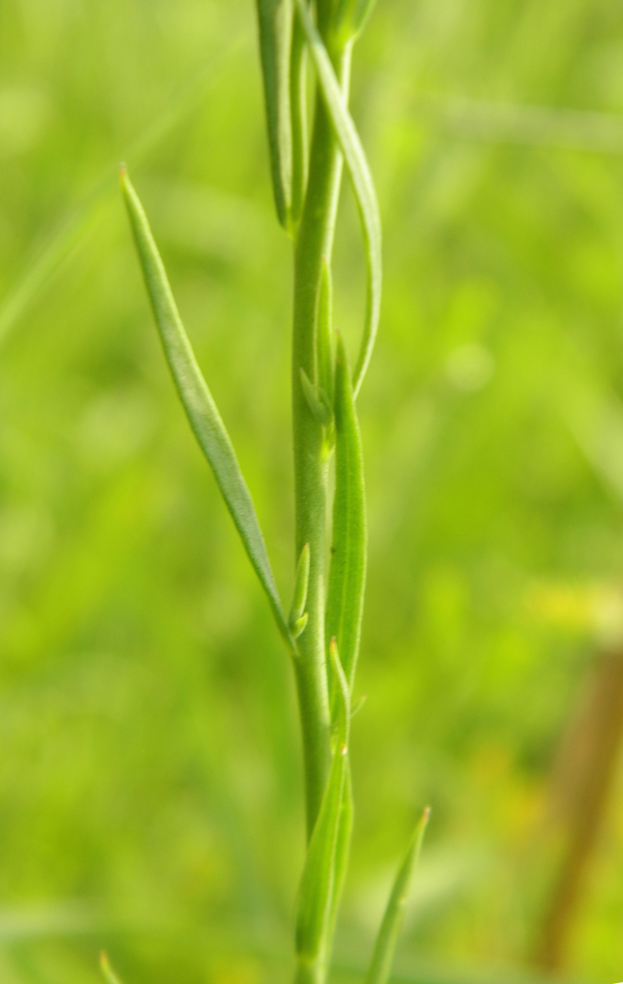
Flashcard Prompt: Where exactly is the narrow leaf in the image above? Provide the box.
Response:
[290,543,311,628]
[365,807,431,984]
[295,640,350,961]
[317,258,334,404]
[326,333,367,705]
[255,0,294,227]
[121,168,290,644]
[296,0,382,397]
[300,367,333,426]
[100,953,124,984]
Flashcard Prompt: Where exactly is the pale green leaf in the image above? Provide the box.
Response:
[255,0,294,228]
[326,333,367,703]
[296,0,382,397]
[365,808,431,984]
[121,168,291,645]
[295,640,350,962]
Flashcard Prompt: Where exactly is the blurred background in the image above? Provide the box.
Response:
[2,0,623,982]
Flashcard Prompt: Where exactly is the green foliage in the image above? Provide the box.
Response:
[3,0,623,983]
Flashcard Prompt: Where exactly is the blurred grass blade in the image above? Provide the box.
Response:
[100,953,124,984]
[365,807,431,984]
[326,333,367,702]
[317,258,334,404]
[121,167,290,644]
[296,0,381,397]
[295,640,350,963]
[0,41,243,352]
[255,0,294,228]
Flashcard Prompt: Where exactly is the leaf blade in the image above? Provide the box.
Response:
[121,168,290,644]
[326,333,367,699]
[365,808,431,984]
[296,0,382,396]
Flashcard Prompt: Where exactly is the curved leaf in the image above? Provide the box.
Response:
[326,333,367,701]
[295,0,382,397]
[121,168,291,644]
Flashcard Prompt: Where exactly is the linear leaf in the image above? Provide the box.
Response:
[296,0,382,397]
[255,0,294,228]
[326,333,367,703]
[295,640,350,963]
[365,808,431,984]
[121,168,290,644]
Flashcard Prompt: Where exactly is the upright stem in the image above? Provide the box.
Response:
[292,38,352,840]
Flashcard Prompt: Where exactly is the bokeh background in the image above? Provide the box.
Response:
[3,0,623,981]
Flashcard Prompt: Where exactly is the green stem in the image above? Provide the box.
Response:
[292,38,352,841]
[294,956,326,984]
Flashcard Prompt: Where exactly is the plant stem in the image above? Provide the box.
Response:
[292,37,352,841]
[294,956,326,984]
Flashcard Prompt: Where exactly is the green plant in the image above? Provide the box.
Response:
[118,2,428,982]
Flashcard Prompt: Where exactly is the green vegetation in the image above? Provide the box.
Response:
[2,1,623,983]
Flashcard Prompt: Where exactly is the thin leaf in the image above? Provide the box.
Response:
[326,333,367,703]
[255,0,294,228]
[290,543,311,628]
[295,639,350,962]
[121,168,291,645]
[100,953,124,984]
[365,808,431,984]
[296,0,382,397]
